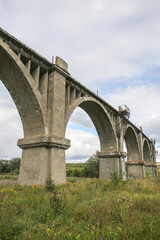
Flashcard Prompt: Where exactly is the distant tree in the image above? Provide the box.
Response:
[0,160,10,173]
[10,158,21,172]
[0,158,21,173]
[84,152,100,178]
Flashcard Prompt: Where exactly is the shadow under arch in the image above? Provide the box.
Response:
[65,97,118,151]
[0,39,45,138]
[143,139,152,164]
[124,126,140,161]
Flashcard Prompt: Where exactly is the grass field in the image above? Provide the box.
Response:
[0,177,160,240]
[0,173,18,180]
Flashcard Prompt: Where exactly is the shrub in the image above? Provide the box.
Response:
[109,170,122,186]
[145,170,151,178]
[45,175,55,192]
[84,152,100,178]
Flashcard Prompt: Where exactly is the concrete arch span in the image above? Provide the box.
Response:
[124,126,140,161]
[0,38,46,137]
[65,97,118,152]
[0,38,52,185]
[125,126,145,179]
[143,139,151,164]
[65,97,122,180]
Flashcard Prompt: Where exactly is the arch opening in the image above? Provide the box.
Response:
[124,126,140,161]
[65,98,117,152]
[65,107,100,163]
[143,140,151,164]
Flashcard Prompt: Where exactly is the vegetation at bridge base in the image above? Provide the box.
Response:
[0,158,21,174]
[66,152,100,178]
[0,152,100,179]
[1,178,160,239]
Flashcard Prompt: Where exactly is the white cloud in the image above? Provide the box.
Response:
[105,83,160,142]
[67,107,95,129]
[0,82,23,159]
[65,129,100,161]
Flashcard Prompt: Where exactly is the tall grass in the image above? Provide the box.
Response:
[0,178,160,239]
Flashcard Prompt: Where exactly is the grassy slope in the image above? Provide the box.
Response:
[0,178,160,240]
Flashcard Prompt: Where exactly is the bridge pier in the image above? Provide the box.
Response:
[98,151,127,180]
[153,165,157,177]
[144,163,155,177]
[126,161,145,179]
[18,135,70,185]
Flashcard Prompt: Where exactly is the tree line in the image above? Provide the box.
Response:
[0,153,100,178]
[66,152,99,178]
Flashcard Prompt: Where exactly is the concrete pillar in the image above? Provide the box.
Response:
[18,135,70,185]
[31,65,40,88]
[138,129,143,161]
[154,165,157,177]
[126,161,145,179]
[70,87,76,101]
[48,70,66,136]
[145,164,154,177]
[18,52,21,58]
[117,116,127,179]
[98,151,126,179]
[25,60,31,72]
[39,71,48,108]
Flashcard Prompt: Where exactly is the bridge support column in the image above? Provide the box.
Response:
[98,151,126,180]
[153,165,157,177]
[145,163,155,177]
[17,135,70,185]
[126,161,145,179]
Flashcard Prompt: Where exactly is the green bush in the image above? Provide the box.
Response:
[45,175,55,192]
[83,152,100,178]
[109,170,122,186]
[66,152,100,178]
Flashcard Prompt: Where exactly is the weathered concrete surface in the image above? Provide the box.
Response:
[18,147,50,185]
[126,161,145,179]
[0,28,157,185]
[98,151,127,180]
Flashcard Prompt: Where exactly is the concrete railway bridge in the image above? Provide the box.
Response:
[0,28,157,185]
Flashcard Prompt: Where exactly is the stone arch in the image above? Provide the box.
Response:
[65,97,117,151]
[124,126,140,161]
[0,39,46,138]
[143,139,152,164]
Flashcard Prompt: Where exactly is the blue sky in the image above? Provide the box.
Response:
[0,0,160,161]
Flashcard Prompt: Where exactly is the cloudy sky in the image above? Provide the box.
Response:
[0,0,160,162]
